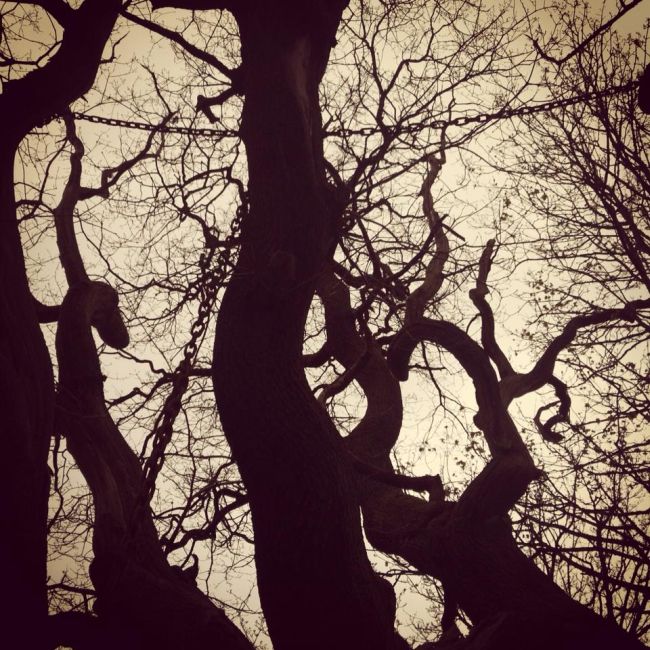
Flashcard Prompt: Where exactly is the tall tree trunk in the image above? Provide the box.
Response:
[0,2,122,643]
[0,151,53,646]
[212,4,397,649]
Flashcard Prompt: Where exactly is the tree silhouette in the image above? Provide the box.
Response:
[1,1,647,649]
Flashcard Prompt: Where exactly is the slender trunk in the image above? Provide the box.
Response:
[213,5,396,649]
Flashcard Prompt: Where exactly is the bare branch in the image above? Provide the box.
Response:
[122,9,236,81]
[78,112,174,200]
[54,112,89,285]
[348,451,444,507]
[468,239,515,379]
[33,296,61,323]
[531,0,644,66]
[13,0,74,28]
[503,299,650,403]
[533,376,571,443]
[405,153,450,324]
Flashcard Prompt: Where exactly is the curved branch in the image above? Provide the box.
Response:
[533,376,570,443]
[317,271,447,574]
[465,240,647,449]
[502,299,650,404]
[405,153,450,324]
[0,0,122,145]
[349,451,444,506]
[318,271,403,456]
[33,296,61,323]
[303,341,331,367]
[54,113,88,285]
[468,239,514,379]
[388,319,526,456]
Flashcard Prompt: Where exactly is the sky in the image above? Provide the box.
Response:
[4,0,649,646]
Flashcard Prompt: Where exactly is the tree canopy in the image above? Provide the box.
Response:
[1,1,648,649]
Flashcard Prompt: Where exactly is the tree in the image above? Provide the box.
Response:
[0,3,122,646]
[1,0,647,648]
[492,11,649,636]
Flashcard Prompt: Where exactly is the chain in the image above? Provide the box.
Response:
[69,111,238,138]
[64,78,638,140]
[140,206,244,502]
[331,78,641,137]
[439,78,640,129]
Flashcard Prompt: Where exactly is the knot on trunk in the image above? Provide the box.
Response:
[65,281,129,350]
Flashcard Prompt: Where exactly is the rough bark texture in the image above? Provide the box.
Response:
[0,1,121,644]
[212,3,397,649]
[56,282,254,650]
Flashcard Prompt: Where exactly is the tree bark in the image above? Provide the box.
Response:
[212,3,397,648]
[0,150,53,647]
[0,2,121,644]
[56,282,255,650]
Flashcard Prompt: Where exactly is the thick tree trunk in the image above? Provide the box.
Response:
[56,282,255,650]
[423,517,644,650]
[212,4,397,649]
[0,152,53,646]
[0,2,126,643]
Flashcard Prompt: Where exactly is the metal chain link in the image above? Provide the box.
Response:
[69,111,238,138]
[140,205,244,501]
[331,78,641,137]
[62,78,638,140]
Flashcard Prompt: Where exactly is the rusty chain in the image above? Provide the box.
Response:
[415,78,639,131]
[66,78,639,139]
[140,203,244,502]
[335,78,641,136]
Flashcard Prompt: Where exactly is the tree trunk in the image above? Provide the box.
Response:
[0,151,53,647]
[318,273,644,650]
[55,282,255,650]
[212,4,397,649]
[0,2,126,643]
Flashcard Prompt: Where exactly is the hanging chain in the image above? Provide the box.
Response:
[331,78,641,137]
[140,205,244,502]
[64,77,639,139]
[69,111,238,138]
